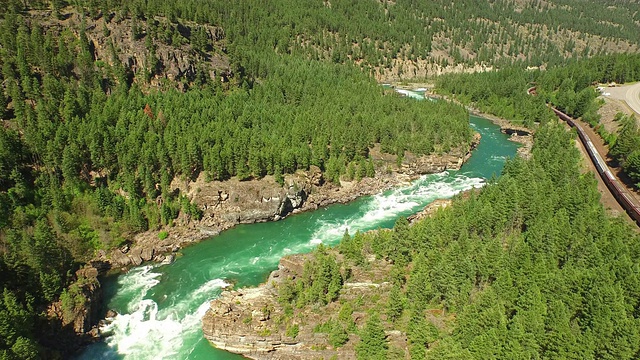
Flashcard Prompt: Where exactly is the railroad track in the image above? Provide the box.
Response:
[527,87,640,225]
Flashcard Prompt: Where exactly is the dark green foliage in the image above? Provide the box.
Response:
[439,54,640,188]
[293,120,640,358]
[0,8,473,354]
[408,309,439,359]
[338,230,365,266]
[278,245,343,307]
[1,0,638,356]
[398,123,640,358]
[389,217,411,266]
[536,55,640,186]
[285,324,299,338]
[300,245,343,305]
[436,67,554,127]
[355,312,388,360]
[610,113,640,187]
[438,54,640,130]
[538,54,640,119]
[338,302,356,332]
[386,283,405,323]
[277,278,297,306]
[405,253,434,312]
[80,0,640,73]
[328,321,349,348]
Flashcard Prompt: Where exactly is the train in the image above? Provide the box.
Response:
[550,106,640,225]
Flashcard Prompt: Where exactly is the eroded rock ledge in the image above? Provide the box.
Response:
[202,252,389,359]
[100,138,478,271]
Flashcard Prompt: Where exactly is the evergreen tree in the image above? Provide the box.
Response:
[356,312,388,360]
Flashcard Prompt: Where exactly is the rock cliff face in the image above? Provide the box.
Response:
[45,262,109,356]
[32,9,231,91]
[103,138,478,269]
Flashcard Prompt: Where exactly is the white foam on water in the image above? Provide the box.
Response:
[114,265,162,312]
[190,279,230,300]
[159,277,229,320]
[394,89,424,100]
[305,172,485,247]
[88,271,229,360]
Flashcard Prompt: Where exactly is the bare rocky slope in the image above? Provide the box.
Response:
[30,7,231,91]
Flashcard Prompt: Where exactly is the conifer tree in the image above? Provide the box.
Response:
[356,312,387,360]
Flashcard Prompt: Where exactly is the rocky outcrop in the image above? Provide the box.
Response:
[202,198,464,359]
[407,198,452,223]
[109,240,167,268]
[202,252,407,359]
[203,255,346,359]
[400,132,481,175]
[32,9,231,92]
[44,262,109,357]
[56,264,106,336]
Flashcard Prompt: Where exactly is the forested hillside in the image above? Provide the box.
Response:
[535,55,640,187]
[438,53,640,118]
[130,0,640,79]
[271,121,640,359]
[437,53,640,186]
[0,2,471,358]
[4,0,640,82]
[1,0,639,358]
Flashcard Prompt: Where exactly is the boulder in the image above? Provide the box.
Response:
[308,165,324,186]
[110,249,131,267]
[141,247,155,262]
[129,248,143,266]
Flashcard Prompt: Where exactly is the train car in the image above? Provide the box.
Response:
[550,104,640,226]
[604,169,616,182]
[527,87,640,225]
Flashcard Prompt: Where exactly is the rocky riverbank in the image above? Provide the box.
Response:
[201,200,452,359]
[98,139,479,271]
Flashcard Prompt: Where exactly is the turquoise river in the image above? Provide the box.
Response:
[78,91,519,359]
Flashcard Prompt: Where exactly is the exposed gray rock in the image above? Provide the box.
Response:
[110,249,131,267]
[129,248,143,266]
[140,247,155,262]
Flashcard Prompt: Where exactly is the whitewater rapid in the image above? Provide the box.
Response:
[89,265,230,359]
[78,171,485,360]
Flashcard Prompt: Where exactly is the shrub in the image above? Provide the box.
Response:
[286,324,299,338]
